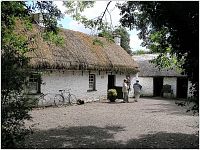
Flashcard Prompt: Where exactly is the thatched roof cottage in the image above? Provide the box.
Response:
[20,22,139,105]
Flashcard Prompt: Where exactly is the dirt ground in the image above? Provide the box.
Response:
[24,98,199,149]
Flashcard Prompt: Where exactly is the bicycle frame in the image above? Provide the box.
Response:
[55,89,77,105]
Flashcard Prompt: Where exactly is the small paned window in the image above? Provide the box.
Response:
[89,74,96,91]
[28,74,41,94]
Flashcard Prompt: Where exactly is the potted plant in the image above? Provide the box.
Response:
[107,89,117,102]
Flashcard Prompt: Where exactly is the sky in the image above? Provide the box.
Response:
[54,1,146,52]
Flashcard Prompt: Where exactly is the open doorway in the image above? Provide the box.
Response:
[153,77,163,97]
[177,77,188,99]
[108,75,115,90]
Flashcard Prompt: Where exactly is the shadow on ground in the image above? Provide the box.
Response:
[25,125,199,149]
[142,100,197,116]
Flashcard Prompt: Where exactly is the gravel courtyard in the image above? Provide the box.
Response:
[25,98,199,149]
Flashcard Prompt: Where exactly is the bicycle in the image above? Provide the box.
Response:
[38,93,55,108]
[38,93,48,108]
[54,89,77,106]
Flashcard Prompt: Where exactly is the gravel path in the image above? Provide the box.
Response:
[25,98,199,149]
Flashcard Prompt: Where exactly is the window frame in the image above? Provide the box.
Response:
[27,73,41,94]
[88,74,96,91]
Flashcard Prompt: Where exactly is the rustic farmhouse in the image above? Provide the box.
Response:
[18,22,139,104]
[132,54,192,99]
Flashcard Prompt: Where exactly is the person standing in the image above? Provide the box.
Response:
[133,80,142,102]
[126,76,131,94]
[122,79,129,103]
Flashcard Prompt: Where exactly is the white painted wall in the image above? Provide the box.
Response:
[131,77,153,97]
[41,70,108,104]
[40,70,136,105]
[131,76,190,98]
[163,77,177,97]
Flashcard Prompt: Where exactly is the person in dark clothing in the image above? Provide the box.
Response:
[133,80,142,102]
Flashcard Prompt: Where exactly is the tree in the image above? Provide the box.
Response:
[132,49,152,55]
[64,1,132,54]
[1,1,63,148]
[114,26,132,55]
[118,1,199,111]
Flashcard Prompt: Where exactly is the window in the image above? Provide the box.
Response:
[27,74,41,94]
[89,74,96,91]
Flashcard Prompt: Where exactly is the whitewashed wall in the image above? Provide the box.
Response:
[163,77,177,97]
[131,77,153,97]
[40,70,136,104]
[130,76,178,97]
[41,70,108,103]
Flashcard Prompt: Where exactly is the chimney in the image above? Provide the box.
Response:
[113,32,121,46]
[32,13,44,26]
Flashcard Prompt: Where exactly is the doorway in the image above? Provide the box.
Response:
[177,77,188,99]
[153,77,164,97]
[108,75,115,90]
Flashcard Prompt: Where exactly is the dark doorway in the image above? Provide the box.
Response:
[177,77,188,99]
[108,75,115,90]
[153,77,163,97]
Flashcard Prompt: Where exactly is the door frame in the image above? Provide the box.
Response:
[108,75,116,90]
[153,77,164,97]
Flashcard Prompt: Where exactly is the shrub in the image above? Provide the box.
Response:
[107,89,117,102]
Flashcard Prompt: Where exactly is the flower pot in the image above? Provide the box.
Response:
[109,96,116,102]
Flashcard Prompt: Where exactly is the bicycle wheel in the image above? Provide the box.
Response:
[38,94,46,108]
[69,94,77,105]
[54,94,64,106]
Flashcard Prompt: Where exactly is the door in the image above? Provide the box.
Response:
[153,77,163,97]
[177,77,188,98]
[108,75,115,90]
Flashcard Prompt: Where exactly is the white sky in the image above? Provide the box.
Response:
[54,1,146,51]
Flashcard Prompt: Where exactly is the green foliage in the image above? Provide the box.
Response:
[1,1,64,148]
[118,1,199,111]
[43,31,64,46]
[132,49,152,55]
[64,1,95,15]
[1,19,32,149]
[149,53,184,72]
[93,38,104,47]
[33,1,63,33]
[1,95,32,148]
[107,89,117,102]
[24,18,33,30]
[63,1,97,30]
[98,28,114,43]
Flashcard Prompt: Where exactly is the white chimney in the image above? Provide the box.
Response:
[114,36,121,46]
[113,33,121,46]
[32,13,44,26]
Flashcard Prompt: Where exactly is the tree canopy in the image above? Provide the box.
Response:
[1,1,63,148]
[118,1,199,110]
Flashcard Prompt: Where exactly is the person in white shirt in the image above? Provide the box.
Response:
[122,79,129,103]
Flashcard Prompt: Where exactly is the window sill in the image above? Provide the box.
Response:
[26,93,41,95]
[87,90,97,92]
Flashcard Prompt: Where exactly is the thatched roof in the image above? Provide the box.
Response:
[16,22,139,74]
[133,54,185,77]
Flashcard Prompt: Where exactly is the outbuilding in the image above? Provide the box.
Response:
[132,54,192,99]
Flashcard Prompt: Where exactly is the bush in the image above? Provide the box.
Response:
[107,89,117,102]
[1,94,32,148]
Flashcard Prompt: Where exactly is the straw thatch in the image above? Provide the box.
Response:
[16,21,139,74]
[132,54,186,77]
